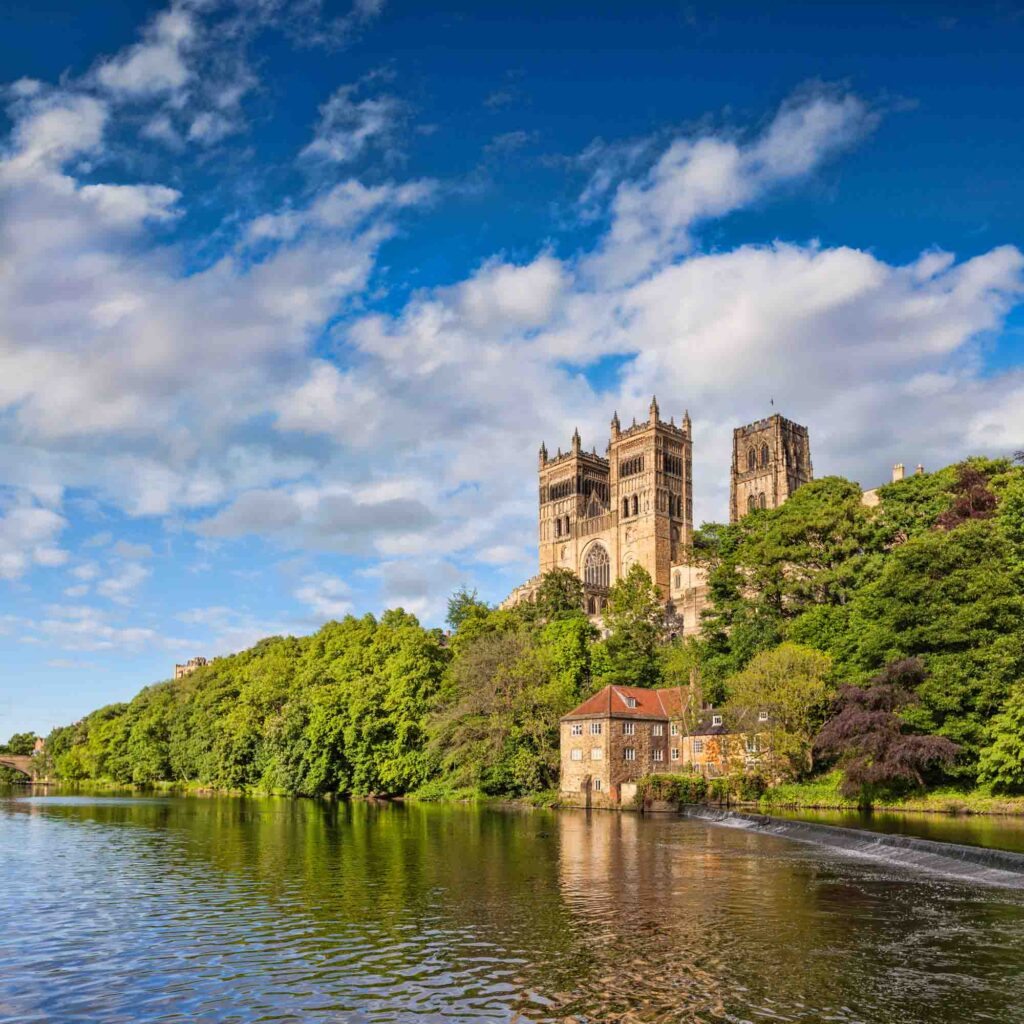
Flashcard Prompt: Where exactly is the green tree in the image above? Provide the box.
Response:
[724,643,834,778]
[4,732,37,756]
[598,564,665,687]
[977,684,1024,793]
[534,568,585,620]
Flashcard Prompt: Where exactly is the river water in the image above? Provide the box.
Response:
[3,790,1024,1024]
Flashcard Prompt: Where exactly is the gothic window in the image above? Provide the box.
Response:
[583,544,611,588]
[747,448,757,471]
[671,526,680,541]
[758,492,767,509]
[554,518,561,538]
[747,495,756,512]
[620,455,644,477]
[760,443,770,467]
[631,495,638,516]
[587,597,596,615]
[622,497,630,518]
[564,515,571,534]
[673,570,681,590]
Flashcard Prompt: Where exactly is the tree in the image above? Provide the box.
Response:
[815,660,960,800]
[599,564,664,687]
[936,464,998,530]
[4,732,37,756]
[724,643,834,778]
[534,568,584,620]
[446,586,489,631]
[977,684,1024,793]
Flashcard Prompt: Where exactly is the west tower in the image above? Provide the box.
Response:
[538,398,693,611]
[729,413,813,522]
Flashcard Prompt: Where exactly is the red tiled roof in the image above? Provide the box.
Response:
[562,684,688,720]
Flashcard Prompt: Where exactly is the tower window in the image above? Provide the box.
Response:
[622,497,629,518]
[583,543,611,588]
[554,518,561,537]
[747,448,757,471]
[758,493,766,509]
[760,443,770,467]
[747,495,756,512]
[631,495,638,516]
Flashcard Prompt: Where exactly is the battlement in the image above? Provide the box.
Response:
[734,413,808,438]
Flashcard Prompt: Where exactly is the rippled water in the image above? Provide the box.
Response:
[3,790,1024,1023]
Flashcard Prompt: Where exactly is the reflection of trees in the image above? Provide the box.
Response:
[6,796,1024,1023]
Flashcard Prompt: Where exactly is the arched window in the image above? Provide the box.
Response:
[631,495,639,516]
[622,497,629,518]
[747,495,756,512]
[564,515,571,535]
[587,596,596,615]
[760,443,770,467]
[758,492,766,509]
[583,544,610,588]
[554,518,561,537]
[747,448,757,471]
[673,571,681,590]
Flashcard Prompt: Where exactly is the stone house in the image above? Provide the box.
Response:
[559,684,770,807]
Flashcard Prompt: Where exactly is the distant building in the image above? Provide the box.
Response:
[862,461,925,507]
[174,657,209,679]
[730,414,813,522]
[559,684,770,808]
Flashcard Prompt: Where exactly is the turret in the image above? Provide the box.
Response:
[683,409,692,436]
[611,410,620,440]
[571,427,581,454]
[539,442,548,468]
[892,462,905,483]
[649,394,659,425]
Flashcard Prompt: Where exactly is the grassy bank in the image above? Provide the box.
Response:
[760,771,1024,816]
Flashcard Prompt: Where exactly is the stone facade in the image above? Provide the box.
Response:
[559,684,769,807]
[174,656,209,680]
[729,414,813,522]
[538,398,693,613]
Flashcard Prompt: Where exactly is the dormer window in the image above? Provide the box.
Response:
[712,714,723,727]
[758,711,769,722]
[626,697,638,708]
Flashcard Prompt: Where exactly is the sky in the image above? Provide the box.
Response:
[1,0,1023,738]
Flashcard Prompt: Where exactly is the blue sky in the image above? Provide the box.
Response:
[1,0,1022,738]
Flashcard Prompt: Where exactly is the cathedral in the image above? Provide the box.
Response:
[502,401,813,636]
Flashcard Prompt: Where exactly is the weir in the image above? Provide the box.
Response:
[681,805,1024,888]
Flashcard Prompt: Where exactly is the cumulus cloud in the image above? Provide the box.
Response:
[97,561,151,603]
[294,573,354,620]
[34,603,192,653]
[95,7,195,98]
[0,496,68,580]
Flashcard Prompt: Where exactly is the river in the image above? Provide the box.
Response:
[3,790,1024,1023]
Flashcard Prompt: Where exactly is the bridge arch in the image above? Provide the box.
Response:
[0,755,35,780]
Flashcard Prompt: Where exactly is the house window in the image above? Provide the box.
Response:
[624,748,636,761]
[693,739,704,754]
[626,696,638,708]
[594,779,602,791]
[571,723,583,736]
[652,724,664,736]
[570,749,582,762]
[623,722,635,736]
[590,722,602,735]
[712,715,723,727]
[653,749,664,762]
[670,723,679,736]
[758,711,769,722]
[671,748,680,761]
[591,748,603,760]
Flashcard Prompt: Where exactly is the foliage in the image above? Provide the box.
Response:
[814,660,960,801]
[534,568,585,620]
[596,564,664,687]
[977,684,1024,793]
[2,732,37,756]
[723,643,834,778]
[936,464,998,530]
[633,772,708,807]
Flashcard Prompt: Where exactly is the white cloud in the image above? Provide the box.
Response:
[95,7,195,98]
[0,498,68,580]
[35,603,192,653]
[294,573,354,620]
[301,81,404,164]
[97,561,151,603]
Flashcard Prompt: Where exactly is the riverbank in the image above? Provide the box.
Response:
[759,771,1024,816]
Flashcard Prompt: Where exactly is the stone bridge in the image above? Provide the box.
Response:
[0,755,35,780]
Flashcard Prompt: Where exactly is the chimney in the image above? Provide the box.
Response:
[915,464,925,476]
[892,463,905,483]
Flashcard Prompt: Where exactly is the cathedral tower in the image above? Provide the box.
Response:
[729,413,813,522]
[538,398,692,611]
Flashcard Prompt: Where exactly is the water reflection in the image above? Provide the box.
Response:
[2,791,1024,1023]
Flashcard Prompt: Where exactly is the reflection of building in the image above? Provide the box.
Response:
[730,414,813,522]
[174,656,209,679]
[559,684,770,807]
